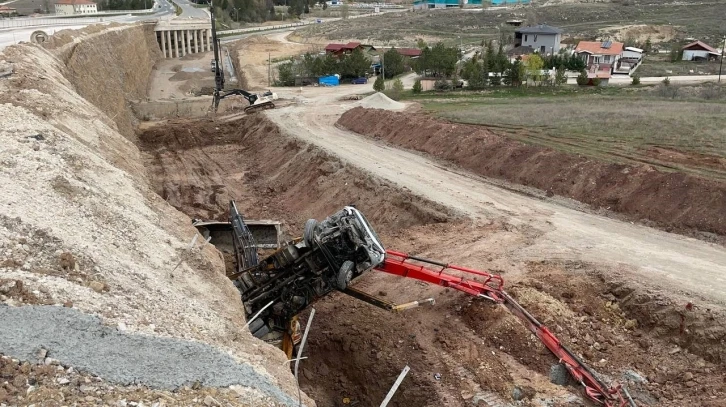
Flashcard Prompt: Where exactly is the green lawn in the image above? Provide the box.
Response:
[416,90,726,180]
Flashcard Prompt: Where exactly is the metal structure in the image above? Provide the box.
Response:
[208,1,278,114]
[229,201,260,271]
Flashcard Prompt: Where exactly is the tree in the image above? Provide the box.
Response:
[277,61,295,86]
[525,54,544,85]
[383,48,405,79]
[373,75,385,92]
[340,48,370,79]
[576,70,589,86]
[555,68,567,85]
[504,58,524,87]
[467,62,488,90]
[631,74,641,85]
[412,79,423,94]
[304,2,309,13]
[386,78,404,100]
[416,38,427,49]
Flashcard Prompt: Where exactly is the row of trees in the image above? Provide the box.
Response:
[277,48,372,86]
[460,42,570,89]
[206,0,333,24]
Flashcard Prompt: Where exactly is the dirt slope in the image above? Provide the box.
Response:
[338,107,726,240]
[43,24,162,141]
[137,115,453,236]
[0,29,311,406]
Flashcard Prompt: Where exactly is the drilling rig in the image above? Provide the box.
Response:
[209,1,277,114]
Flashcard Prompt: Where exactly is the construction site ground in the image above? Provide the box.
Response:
[129,31,726,407]
[2,24,726,407]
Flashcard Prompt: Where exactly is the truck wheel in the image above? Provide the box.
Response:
[337,261,355,291]
[303,219,318,248]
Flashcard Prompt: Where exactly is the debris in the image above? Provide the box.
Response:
[434,373,441,380]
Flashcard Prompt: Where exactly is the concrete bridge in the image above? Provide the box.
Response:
[154,18,212,59]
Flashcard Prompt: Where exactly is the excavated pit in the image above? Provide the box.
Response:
[136,115,726,407]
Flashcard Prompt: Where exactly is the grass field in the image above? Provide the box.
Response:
[638,53,724,77]
[412,89,726,180]
[295,1,726,48]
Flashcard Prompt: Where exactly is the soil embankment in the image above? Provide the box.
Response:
[43,24,162,141]
[137,115,453,235]
[338,107,726,239]
[0,27,309,406]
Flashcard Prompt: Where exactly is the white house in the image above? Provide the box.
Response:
[55,0,97,15]
[681,40,720,61]
[514,24,563,54]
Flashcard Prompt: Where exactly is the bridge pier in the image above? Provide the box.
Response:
[155,19,212,59]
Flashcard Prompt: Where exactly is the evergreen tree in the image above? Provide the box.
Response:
[373,75,385,92]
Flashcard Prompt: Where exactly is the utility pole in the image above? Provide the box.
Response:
[381,51,385,81]
[719,34,725,83]
[268,52,271,86]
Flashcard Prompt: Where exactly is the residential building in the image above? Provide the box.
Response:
[574,40,624,73]
[413,0,482,9]
[0,5,18,16]
[491,0,530,5]
[681,40,720,61]
[324,42,363,56]
[514,24,563,54]
[395,48,422,58]
[55,0,97,15]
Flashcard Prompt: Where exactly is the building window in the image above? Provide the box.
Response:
[534,35,538,42]
[524,35,528,42]
[604,55,611,63]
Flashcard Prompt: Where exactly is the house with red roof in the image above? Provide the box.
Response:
[681,40,720,61]
[324,42,364,56]
[574,40,625,80]
[55,0,97,15]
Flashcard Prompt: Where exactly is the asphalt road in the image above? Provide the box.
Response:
[173,0,208,19]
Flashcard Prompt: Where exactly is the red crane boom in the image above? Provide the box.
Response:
[376,250,631,407]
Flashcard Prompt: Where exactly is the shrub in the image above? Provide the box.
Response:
[434,79,453,91]
[631,75,641,85]
[591,77,601,87]
[412,79,423,94]
[385,78,405,100]
[373,75,385,92]
[701,86,722,100]
[576,70,589,86]
[662,77,671,86]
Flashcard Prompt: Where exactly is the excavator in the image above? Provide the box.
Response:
[208,1,277,114]
[202,201,637,407]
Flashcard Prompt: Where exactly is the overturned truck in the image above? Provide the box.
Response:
[198,201,635,407]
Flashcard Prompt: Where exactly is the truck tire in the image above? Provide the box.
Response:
[337,261,355,291]
[304,219,318,248]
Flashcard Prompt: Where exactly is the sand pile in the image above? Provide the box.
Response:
[357,92,406,111]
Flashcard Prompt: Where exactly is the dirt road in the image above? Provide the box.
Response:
[266,89,726,308]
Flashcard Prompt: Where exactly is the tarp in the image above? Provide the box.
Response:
[319,75,340,86]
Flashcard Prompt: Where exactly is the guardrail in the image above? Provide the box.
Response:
[0,7,157,29]
[217,11,383,35]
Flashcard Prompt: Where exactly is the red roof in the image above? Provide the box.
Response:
[325,43,344,52]
[56,0,96,5]
[575,41,624,56]
[325,42,363,53]
[396,48,422,57]
[681,40,718,53]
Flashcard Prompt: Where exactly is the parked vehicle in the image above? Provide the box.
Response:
[352,77,368,84]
